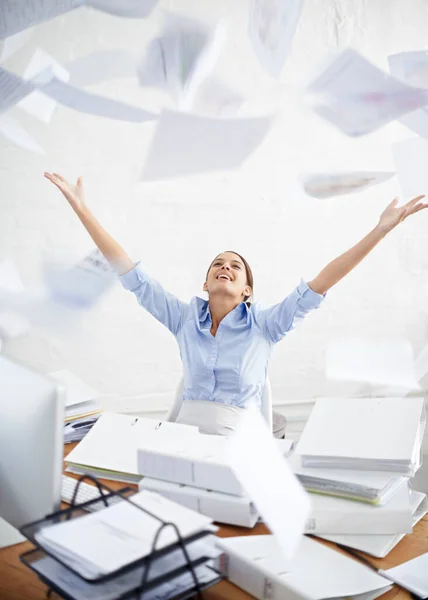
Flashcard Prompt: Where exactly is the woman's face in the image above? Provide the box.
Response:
[203,252,251,301]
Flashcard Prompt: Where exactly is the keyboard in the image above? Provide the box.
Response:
[61,475,122,512]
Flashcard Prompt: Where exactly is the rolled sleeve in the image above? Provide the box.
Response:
[261,279,325,344]
[119,262,187,336]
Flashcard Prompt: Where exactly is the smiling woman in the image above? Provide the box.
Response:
[44,171,428,435]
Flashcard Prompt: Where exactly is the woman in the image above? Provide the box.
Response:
[44,172,427,435]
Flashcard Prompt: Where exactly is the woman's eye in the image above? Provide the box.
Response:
[233,265,241,269]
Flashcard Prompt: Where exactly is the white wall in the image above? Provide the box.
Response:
[1,0,428,424]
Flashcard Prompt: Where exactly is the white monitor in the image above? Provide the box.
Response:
[0,356,65,548]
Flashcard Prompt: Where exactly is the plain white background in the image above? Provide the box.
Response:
[1,0,428,442]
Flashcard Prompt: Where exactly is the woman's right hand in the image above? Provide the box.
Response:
[44,172,86,214]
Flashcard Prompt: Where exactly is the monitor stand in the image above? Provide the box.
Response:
[0,517,26,549]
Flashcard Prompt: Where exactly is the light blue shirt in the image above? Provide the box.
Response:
[120,264,325,409]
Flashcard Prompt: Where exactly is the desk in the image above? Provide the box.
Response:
[1,443,427,600]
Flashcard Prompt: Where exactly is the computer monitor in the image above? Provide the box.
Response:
[0,356,65,548]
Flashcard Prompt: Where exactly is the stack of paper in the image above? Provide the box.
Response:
[35,490,216,579]
[297,397,426,475]
[215,534,392,600]
[65,413,201,483]
[289,453,408,505]
[49,369,103,422]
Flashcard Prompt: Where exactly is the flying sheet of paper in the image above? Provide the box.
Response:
[66,49,137,87]
[0,66,34,114]
[307,49,428,137]
[141,109,273,180]
[48,369,101,407]
[326,337,420,389]
[301,171,395,199]
[382,552,428,599]
[389,51,428,139]
[393,136,428,198]
[248,0,304,77]
[192,78,244,117]
[40,76,156,122]
[0,259,30,339]
[0,0,157,39]
[18,49,70,123]
[0,114,45,154]
[0,29,33,62]
[138,13,226,110]
[228,407,310,561]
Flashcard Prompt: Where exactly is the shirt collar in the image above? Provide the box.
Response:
[196,297,250,325]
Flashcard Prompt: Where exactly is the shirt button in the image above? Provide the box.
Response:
[211,376,214,380]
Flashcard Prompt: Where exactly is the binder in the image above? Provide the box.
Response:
[19,475,223,600]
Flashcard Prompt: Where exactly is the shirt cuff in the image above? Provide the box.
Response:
[119,261,149,291]
[297,279,326,309]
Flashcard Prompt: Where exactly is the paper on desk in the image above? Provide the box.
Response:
[0,259,30,339]
[48,369,101,407]
[138,13,226,110]
[0,114,45,154]
[389,51,428,139]
[326,337,419,389]
[0,29,33,62]
[306,49,428,137]
[18,49,70,123]
[66,49,137,87]
[0,66,34,113]
[382,552,428,599]
[0,0,157,39]
[228,407,310,561]
[141,109,273,180]
[393,136,428,199]
[301,171,395,199]
[248,0,304,77]
[35,489,214,579]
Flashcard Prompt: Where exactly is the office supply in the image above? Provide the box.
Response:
[301,171,395,199]
[228,408,310,560]
[140,109,273,180]
[318,490,428,558]
[61,475,113,511]
[64,416,100,443]
[325,337,419,389]
[0,28,33,62]
[389,51,428,139]
[0,113,45,154]
[139,477,259,528]
[382,551,428,599]
[66,412,200,483]
[34,489,216,579]
[393,136,428,199]
[248,0,304,77]
[215,534,392,600]
[304,484,413,535]
[0,356,65,549]
[48,368,103,421]
[289,453,408,504]
[297,397,425,475]
[306,48,428,136]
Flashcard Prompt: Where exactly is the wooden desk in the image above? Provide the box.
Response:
[1,444,427,600]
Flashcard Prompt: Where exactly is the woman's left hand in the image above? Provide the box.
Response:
[377,195,428,234]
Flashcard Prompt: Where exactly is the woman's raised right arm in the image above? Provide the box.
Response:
[44,172,134,275]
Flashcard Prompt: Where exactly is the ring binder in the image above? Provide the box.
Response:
[19,475,223,600]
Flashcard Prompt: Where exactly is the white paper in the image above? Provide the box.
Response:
[138,14,226,109]
[389,51,428,139]
[393,136,428,199]
[0,114,45,154]
[382,552,428,598]
[141,109,272,180]
[18,49,70,123]
[86,0,158,18]
[48,369,101,407]
[301,171,395,199]
[248,0,304,77]
[0,66,34,113]
[192,78,244,117]
[0,0,83,39]
[0,29,33,62]
[66,49,137,87]
[307,49,428,137]
[35,489,214,579]
[326,337,419,389]
[0,259,30,338]
[228,407,310,560]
